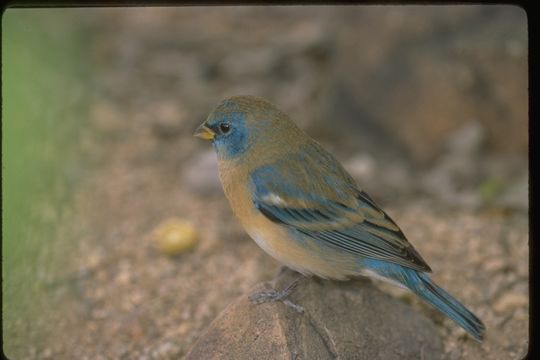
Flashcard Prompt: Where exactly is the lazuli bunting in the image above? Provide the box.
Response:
[194,95,485,341]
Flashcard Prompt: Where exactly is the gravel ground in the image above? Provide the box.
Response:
[33,118,528,358]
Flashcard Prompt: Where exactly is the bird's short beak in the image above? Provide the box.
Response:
[193,123,215,141]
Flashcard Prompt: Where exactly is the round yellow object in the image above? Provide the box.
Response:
[153,218,198,256]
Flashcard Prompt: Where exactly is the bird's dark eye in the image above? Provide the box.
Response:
[219,123,231,134]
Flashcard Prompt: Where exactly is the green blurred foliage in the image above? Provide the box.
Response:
[478,178,506,203]
[2,9,91,354]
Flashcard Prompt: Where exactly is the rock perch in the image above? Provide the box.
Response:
[185,268,443,360]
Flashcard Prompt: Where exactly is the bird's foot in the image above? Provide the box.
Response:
[248,277,304,313]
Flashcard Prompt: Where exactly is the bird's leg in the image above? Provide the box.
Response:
[248,273,306,313]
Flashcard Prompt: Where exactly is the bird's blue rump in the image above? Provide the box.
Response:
[360,258,486,341]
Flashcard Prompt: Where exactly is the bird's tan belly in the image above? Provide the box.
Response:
[245,219,356,280]
[225,181,354,279]
[219,161,357,280]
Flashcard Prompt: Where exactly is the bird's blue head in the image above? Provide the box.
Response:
[194,95,300,161]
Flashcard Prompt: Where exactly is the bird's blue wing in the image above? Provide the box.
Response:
[250,148,431,272]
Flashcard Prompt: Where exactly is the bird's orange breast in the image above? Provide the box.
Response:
[217,160,358,280]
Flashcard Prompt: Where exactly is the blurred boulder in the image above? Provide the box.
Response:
[421,121,486,209]
[318,6,527,165]
[419,119,528,210]
[343,153,418,204]
[185,268,443,360]
[445,121,486,156]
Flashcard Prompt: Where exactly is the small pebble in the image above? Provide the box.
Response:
[483,258,507,272]
[493,292,528,313]
[153,218,199,256]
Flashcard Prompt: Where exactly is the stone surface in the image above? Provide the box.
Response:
[186,268,443,360]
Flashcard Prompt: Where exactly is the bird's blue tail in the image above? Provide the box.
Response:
[362,259,486,341]
[408,271,485,341]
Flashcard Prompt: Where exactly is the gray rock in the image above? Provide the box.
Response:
[495,172,528,211]
[186,268,443,360]
[182,150,221,195]
[445,121,486,157]
[343,154,376,182]
[420,121,488,209]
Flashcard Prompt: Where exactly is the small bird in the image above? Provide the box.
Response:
[194,95,485,341]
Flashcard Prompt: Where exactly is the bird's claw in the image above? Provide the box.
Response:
[282,299,304,313]
[248,278,304,313]
[248,290,284,303]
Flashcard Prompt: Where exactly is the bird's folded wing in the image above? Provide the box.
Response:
[250,159,431,272]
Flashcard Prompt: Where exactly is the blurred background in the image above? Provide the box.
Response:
[2,5,527,359]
